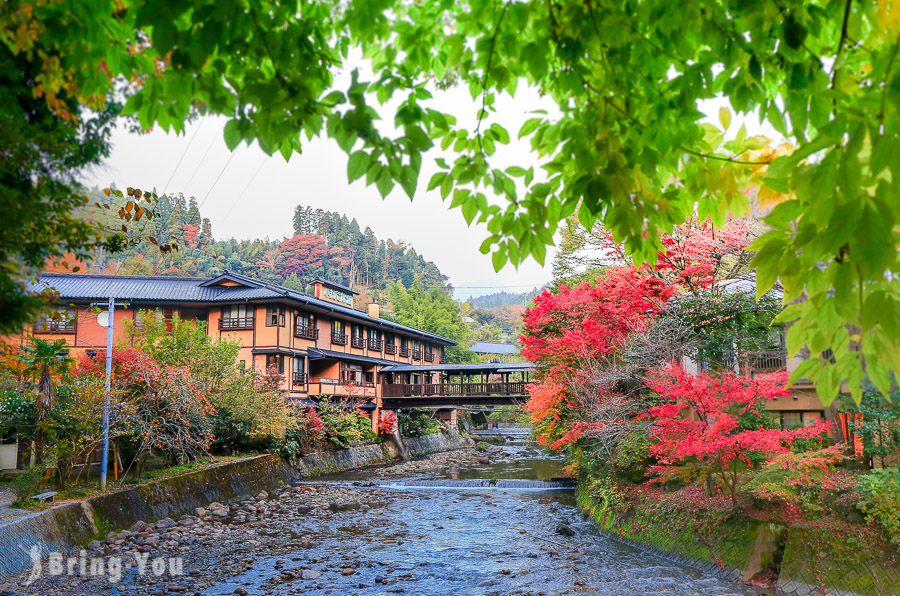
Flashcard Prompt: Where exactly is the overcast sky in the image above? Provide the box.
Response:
[83,77,558,300]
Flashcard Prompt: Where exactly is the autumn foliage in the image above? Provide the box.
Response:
[646,364,831,504]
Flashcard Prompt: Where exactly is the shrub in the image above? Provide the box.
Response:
[316,398,371,448]
[11,465,48,502]
[397,409,443,437]
[856,467,900,544]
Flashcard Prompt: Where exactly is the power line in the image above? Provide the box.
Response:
[180,131,219,193]
[162,119,204,196]
[198,148,239,209]
[220,158,267,224]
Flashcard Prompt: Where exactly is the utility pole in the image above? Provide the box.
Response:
[100,297,114,491]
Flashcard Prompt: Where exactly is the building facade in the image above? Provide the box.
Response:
[11,272,456,404]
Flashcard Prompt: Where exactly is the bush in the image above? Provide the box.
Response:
[397,409,443,437]
[856,467,900,544]
[316,398,372,449]
[11,465,48,502]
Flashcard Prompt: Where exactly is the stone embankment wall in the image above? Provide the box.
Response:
[0,430,468,580]
[576,479,900,596]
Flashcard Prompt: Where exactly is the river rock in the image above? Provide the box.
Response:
[155,518,176,530]
[195,507,206,517]
[342,568,356,576]
[87,540,103,551]
[556,524,576,537]
[131,520,149,533]
[301,570,321,580]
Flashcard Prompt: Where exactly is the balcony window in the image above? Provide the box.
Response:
[292,357,307,385]
[340,362,363,384]
[220,305,254,330]
[367,329,383,351]
[266,305,285,327]
[424,346,434,362]
[295,312,318,340]
[351,326,365,349]
[384,335,397,355]
[33,306,77,334]
[331,320,347,345]
[134,308,174,333]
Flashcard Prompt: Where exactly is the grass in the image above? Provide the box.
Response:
[1,452,263,505]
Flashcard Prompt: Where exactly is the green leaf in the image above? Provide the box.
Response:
[719,107,731,130]
[224,120,241,151]
[492,249,508,270]
[375,168,394,198]
[427,172,446,192]
[347,151,369,183]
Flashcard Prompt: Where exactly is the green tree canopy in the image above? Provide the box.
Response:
[3,0,900,402]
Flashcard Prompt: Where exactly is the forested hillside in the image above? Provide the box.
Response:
[467,289,538,309]
[71,192,447,293]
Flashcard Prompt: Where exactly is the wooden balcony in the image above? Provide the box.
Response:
[351,336,365,349]
[368,338,383,351]
[382,382,528,398]
[749,349,787,371]
[399,346,410,358]
[295,325,319,340]
[439,355,447,364]
[412,349,423,361]
[384,344,397,355]
[219,316,255,331]
[292,372,308,385]
[33,320,76,334]
[308,377,376,398]
[424,351,434,363]
[331,332,347,345]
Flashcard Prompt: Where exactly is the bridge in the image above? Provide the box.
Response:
[379,362,533,408]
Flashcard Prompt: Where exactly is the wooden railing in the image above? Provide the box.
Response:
[749,349,787,371]
[424,351,434,363]
[351,336,365,349]
[220,316,255,330]
[399,346,410,358]
[292,372,308,385]
[33,320,76,334]
[331,332,347,345]
[295,325,318,340]
[368,338,383,351]
[382,382,528,398]
[412,349,422,361]
[384,344,397,355]
[439,355,447,364]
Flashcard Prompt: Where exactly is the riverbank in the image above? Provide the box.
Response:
[5,444,750,595]
[0,430,469,582]
[576,477,900,596]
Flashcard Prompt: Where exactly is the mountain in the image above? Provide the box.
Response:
[69,192,448,293]
[467,289,539,309]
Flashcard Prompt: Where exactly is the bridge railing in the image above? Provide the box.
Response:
[382,382,528,398]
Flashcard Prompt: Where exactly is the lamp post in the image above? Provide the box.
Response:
[100,296,114,491]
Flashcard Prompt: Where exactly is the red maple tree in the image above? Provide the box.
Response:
[280,234,328,277]
[520,267,675,450]
[646,363,831,505]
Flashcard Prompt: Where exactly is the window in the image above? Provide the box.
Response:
[266,305,285,327]
[332,320,344,334]
[295,311,317,339]
[292,357,306,384]
[364,371,375,384]
[340,362,363,384]
[33,305,77,333]
[135,308,175,332]
[266,354,285,374]
[220,305,254,330]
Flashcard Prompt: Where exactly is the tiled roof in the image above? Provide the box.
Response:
[31,272,456,345]
[381,361,533,373]
[307,348,396,367]
[470,341,519,354]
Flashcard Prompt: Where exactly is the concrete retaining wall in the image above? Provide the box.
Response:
[0,430,467,580]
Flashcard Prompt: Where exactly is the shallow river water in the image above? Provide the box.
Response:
[204,445,753,596]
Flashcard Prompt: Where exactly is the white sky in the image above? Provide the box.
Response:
[82,62,779,301]
[84,82,556,300]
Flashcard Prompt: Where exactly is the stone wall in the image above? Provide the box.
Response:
[0,430,467,580]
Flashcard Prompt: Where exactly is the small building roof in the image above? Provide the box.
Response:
[381,361,533,373]
[470,341,519,355]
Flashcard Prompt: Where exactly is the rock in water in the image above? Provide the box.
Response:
[556,524,576,537]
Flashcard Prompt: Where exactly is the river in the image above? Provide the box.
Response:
[203,443,752,596]
[8,442,756,595]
